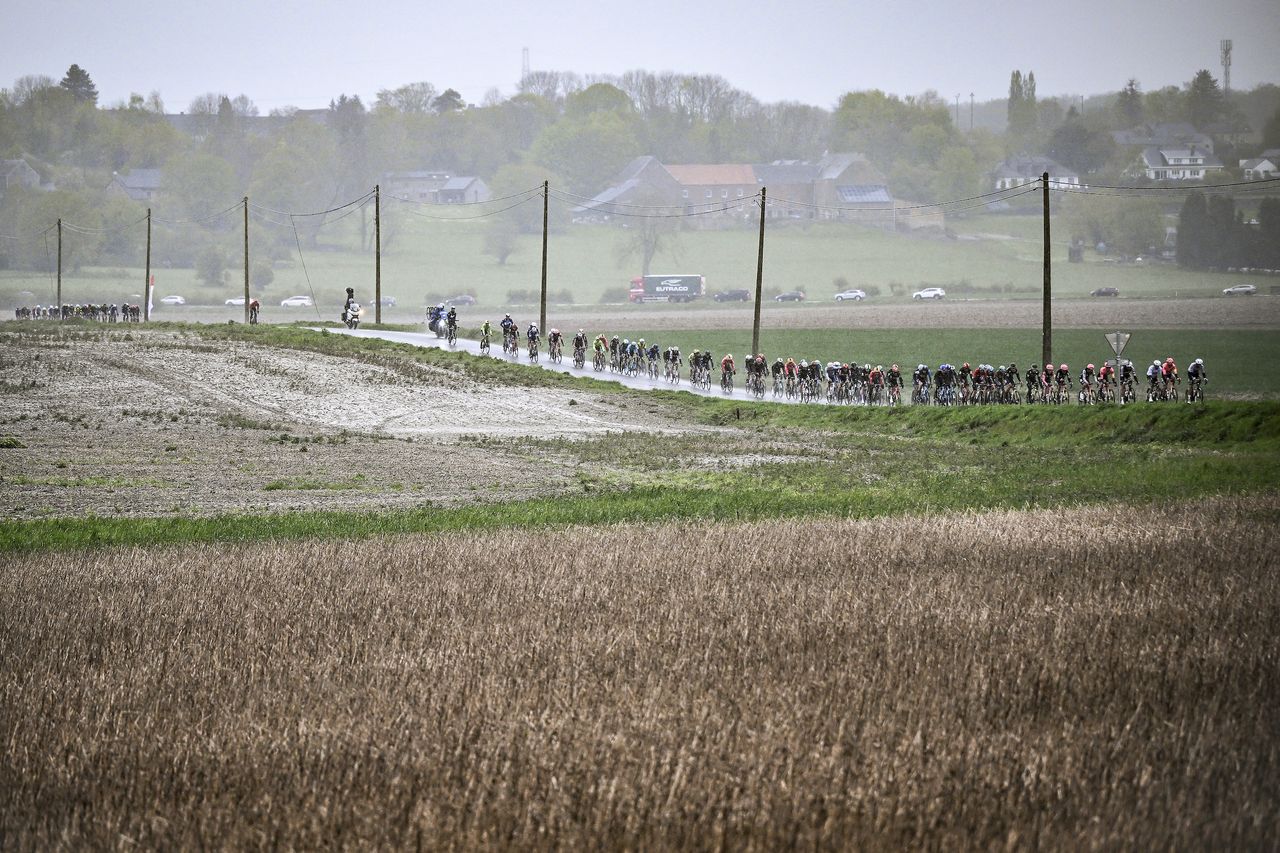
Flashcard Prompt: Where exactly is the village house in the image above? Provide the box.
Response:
[109,168,164,202]
[992,155,1080,190]
[1240,150,1280,180]
[1141,145,1224,181]
[382,171,490,204]
[1,159,41,195]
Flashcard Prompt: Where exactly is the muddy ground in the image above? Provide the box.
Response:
[0,330,740,519]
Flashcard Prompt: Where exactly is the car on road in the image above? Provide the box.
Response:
[912,287,946,300]
[280,295,314,307]
[1222,284,1257,295]
[444,294,476,306]
[834,288,867,302]
[373,295,397,307]
[225,297,246,306]
[1089,287,1120,297]
[774,290,806,302]
[713,289,751,302]
[159,294,186,306]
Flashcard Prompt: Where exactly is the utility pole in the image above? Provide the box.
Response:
[374,184,382,325]
[954,93,960,128]
[1041,173,1052,367]
[540,180,548,334]
[751,187,767,357]
[969,93,974,131]
[144,209,151,322]
[243,197,250,325]
[56,218,61,316]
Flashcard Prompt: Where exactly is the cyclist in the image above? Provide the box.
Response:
[609,335,621,367]
[913,363,931,396]
[499,313,516,349]
[1161,356,1178,388]
[1079,363,1096,393]
[248,298,260,324]
[750,353,767,381]
[771,356,785,388]
[573,328,588,351]
[868,364,885,397]
[720,353,736,385]
[647,341,661,365]
[527,322,540,347]
[547,327,562,358]
[480,319,493,350]
[1026,363,1040,398]
[784,357,799,384]
[1055,363,1072,399]
[935,363,956,403]
[1188,357,1207,383]
[1041,362,1056,397]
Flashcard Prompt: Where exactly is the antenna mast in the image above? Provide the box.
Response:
[522,47,530,82]
[1220,39,1232,93]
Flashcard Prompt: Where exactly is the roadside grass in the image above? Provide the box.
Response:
[613,328,1280,398]
[3,401,1276,553]
[4,213,1272,312]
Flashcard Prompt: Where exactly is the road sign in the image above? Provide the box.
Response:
[1105,331,1130,357]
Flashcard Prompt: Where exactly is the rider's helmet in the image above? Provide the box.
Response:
[876,364,883,371]
[799,360,807,367]
[1195,358,1203,365]
[1166,357,1174,364]
[998,365,1006,371]
[438,303,445,310]
[962,362,970,369]
[504,313,511,319]
[1087,363,1094,370]
[1047,363,1055,370]
[891,363,899,371]
[1060,363,1068,371]
[550,328,559,335]
[578,329,584,334]
[863,363,871,370]
[622,338,629,346]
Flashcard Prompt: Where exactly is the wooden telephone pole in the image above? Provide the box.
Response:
[751,188,767,357]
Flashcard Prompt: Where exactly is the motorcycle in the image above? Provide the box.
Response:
[344,303,362,330]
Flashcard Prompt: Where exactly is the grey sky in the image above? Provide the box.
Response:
[5,0,1278,112]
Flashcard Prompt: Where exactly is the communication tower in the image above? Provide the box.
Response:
[522,47,530,82]
[1220,39,1232,93]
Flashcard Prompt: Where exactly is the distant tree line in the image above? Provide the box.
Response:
[1178,193,1280,271]
[0,63,1278,274]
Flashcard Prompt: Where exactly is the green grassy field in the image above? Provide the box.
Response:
[4,211,1275,311]
[611,327,1280,397]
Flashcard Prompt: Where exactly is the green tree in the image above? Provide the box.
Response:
[1144,86,1185,124]
[195,244,227,287]
[432,88,465,113]
[1006,70,1039,151]
[1186,70,1224,129]
[482,216,520,265]
[1177,191,1208,269]
[565,83,635,118]
[1262,107,1280,150]
[59,64,98,105]
[530,111,642,196]
[162,151,238,222]
[613,189,683,277]
[374,81,437,114]
[1047,111,1117,174]
[1115,79,1143,126]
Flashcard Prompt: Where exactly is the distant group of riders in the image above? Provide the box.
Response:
[14,303,142,322]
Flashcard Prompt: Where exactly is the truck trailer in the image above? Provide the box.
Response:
[628,274,706,304]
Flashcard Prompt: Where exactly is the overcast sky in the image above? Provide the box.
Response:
[4,0,1278,112]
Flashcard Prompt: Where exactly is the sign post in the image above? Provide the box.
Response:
[1105,331,1130,406]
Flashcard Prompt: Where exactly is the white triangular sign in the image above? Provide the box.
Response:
[1105,332,1130,356]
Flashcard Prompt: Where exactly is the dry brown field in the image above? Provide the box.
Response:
[3,497,1277,848]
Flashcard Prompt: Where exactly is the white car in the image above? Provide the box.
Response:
[834,289,867,302]
[225,297,246,306]
[912,287,946,300]
[1222,284,1257,295]
[280,295,314,307]
[159,294,186,306]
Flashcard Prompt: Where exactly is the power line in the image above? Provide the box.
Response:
[248,189,375,218]
[386,185,545,207]
[395,193,545,221]
[153,200,247,226]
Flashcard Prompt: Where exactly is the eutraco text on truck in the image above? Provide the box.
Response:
[628,274,706,304]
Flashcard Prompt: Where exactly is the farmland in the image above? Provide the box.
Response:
[2,498,1278,848]
[4,212,1279,316]
[2,319,1278,846]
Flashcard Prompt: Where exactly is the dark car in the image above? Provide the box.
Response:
[774,290,806,302]
[1090,287,1120,297]
[713,289,751,302]
[444,294,477,306]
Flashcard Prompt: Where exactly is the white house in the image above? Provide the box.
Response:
[1240,151,1280,180]
[1141,146,1223,181]
[992,155,1080,190]
[110,168,163,202]
[1,159,40,194]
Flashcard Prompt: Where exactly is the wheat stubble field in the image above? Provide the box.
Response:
[2,497,1277,849]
